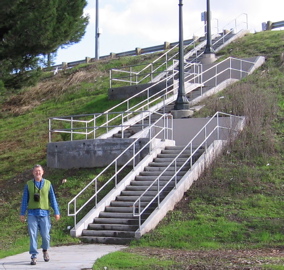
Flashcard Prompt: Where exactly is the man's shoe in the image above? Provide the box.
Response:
[43,251,49,262]
[30,257,37,265]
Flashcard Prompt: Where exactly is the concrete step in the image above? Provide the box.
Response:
[80,236,133,245]
[130,180,173,187]
[99,212,134,218]
[110,201,149,207]
[134,175,181,182]
[156,153,193,158]
[120,190,158,197]
[153,157,188,163]
[87,224,139,231]
[116,195,154,202]
[140,170,187,176]
[93,217,139,225]
[148,162,191,167]
[105,205,156,214]
[144,166,189,171]
[105,206,134,213]
[126,181,180,191]
[82,230,135,238]
[161,149,194,155]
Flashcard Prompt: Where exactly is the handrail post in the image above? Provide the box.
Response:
[133,143,136,168]
[95,180,97,206]
[48,118,52,143]
[106,113,109,133]
[115,160,118,187]
[190,142,193,168]
[240,59,243,79]
[93,115,96,139]
[121,112,124,138]
[215,65,217,86]
[85,121,88,139]
[230,57,232,78]
[74,199,77,228]
[158,177,160,207]
[217,112,220,139]
[71,117,73,141]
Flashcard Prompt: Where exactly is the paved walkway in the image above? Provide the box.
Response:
[0,244,126,270]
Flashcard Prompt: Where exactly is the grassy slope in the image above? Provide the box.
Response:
[0,30,284,267]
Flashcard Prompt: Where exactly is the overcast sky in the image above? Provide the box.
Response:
[55,0,284,65]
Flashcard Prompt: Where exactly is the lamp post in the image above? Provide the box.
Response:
[174,0,190,111]
[202,0,216,63]
[95,0,99,60]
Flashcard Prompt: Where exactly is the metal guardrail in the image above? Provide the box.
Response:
[48,56,256,142]
[264,20,284,31]
[67,112,173,227]
[133,111,245,230]
[45,14,248,73]
[45,38,197,72]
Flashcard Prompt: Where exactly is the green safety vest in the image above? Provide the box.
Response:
[27,179,51,210]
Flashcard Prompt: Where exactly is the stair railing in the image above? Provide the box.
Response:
[49,56,257,142]
[109,36,199,88]
[67,111,173,227]
[48,68,178,142]
[133,111,245,230]
[109,13,248,88]
[185,56,257,98]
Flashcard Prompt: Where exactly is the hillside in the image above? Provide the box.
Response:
[1,30,284,268]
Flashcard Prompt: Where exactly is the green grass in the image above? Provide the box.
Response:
[93,251,177,270]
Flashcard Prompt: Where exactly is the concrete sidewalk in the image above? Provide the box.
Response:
[0,244,126,270]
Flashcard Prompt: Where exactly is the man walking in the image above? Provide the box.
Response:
[20,164,60,265]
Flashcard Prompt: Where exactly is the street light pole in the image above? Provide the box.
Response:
[204,0,214,54]
[95,0,99,60]
[174,0,190,111]
[202,0,216,64]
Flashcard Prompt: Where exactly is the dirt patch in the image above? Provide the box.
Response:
[1,67,107,115]
[127,247,284,269]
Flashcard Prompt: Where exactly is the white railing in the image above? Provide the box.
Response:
[192,56,256,96]
[109,13,249,88]
[133,111,245,230]
[67,112,173,227]
[49,56,257,142]
[48,69,178,142]
[109,37,198,88]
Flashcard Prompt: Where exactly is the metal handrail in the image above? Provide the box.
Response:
[132,111,245,229]
[109,22,210,88]
[109,40,193,87]
[67,112,173,227]
[49,56,257,142]
[48,69,178,142]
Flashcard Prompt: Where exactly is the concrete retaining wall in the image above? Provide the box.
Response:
[47,138,149,169]
[47,118,239,169]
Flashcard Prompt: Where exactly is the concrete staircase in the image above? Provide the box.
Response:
[186,32,235,63]
[79,145,204,244]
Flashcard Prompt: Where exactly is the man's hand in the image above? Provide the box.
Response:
[54,215,60,221]
[20,215,26,223]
